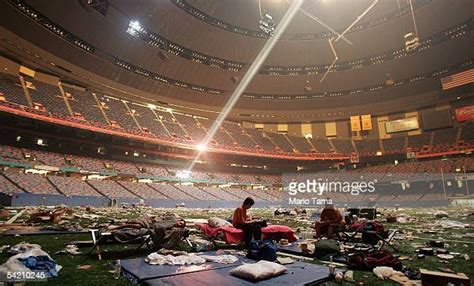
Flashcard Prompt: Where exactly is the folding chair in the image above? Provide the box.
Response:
[341,228,398,252]
[375,229,398,252]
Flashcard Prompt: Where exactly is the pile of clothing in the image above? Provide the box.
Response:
[146,253,206,265]
[0,242,62,281]
[145,252,238,265]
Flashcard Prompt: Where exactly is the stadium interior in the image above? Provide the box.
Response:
[0,0,472,285]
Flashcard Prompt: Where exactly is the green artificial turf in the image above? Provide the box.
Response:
[0,206,472,285]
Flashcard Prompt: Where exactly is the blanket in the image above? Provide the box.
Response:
[107,214,186,249]
[196,223,297,244]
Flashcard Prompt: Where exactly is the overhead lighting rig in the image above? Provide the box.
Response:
[404,32,419,52]
[259,13,275,36]
[300,0,379,83]
[126,20,143,37]
[405,0,420,52]
[257,0,275,36]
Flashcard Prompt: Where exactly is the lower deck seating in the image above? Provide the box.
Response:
[0,145,24,163]
[222,188,263,201]
[87,179,137,198]
[174,185,218,201]
[26,149,67,167]
[148,183,194,200]
[48,176,100,197]
[118,181,168,199]
[199,186,241,201]
[3,172,59,195]
[0,173,24,194]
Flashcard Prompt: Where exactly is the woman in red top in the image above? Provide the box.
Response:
[314,200,345,239]
[233,197,264,248]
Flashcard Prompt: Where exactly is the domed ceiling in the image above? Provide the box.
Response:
[0,0,472,121]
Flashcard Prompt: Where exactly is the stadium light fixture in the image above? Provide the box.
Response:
[259,13,275,35]
[257,0,275,35]
[126,20,142,37]
[196,143,207,152]
[37,138,47,146]
[176,170,192,180]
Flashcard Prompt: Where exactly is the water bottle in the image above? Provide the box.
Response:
[114,259,121,279]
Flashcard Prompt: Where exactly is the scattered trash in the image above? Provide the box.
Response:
[403,268,421,280]
[419,248,434,256]
[77,265,93,270]
[373,266,405,280]
[0,245,10,253]
[334,272,344,282]
[434,220,468,229]
[435,249,449,255]
[276,257,294,265]
[344,270,355,282]
[10,242,41,254]
[200,254,238,264]
[437,254,454,260]
[411,243,424,248]
[434,211,449,219]
[55,245,81,255]
[438,267,455,273]
[188,236,214,252]
[0,205,472,285]
[429,240,445,248]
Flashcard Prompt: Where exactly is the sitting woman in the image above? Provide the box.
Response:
[232,197,266,248]
[314,200,345,239]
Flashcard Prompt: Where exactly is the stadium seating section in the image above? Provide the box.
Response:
[0,72,473,204]
[0,143,472,203]
[4,72,470,158]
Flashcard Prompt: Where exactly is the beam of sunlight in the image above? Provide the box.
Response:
[186,0,305,172]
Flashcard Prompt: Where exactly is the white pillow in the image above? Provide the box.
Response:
[208,217,232,228]
[229,261,288,281]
